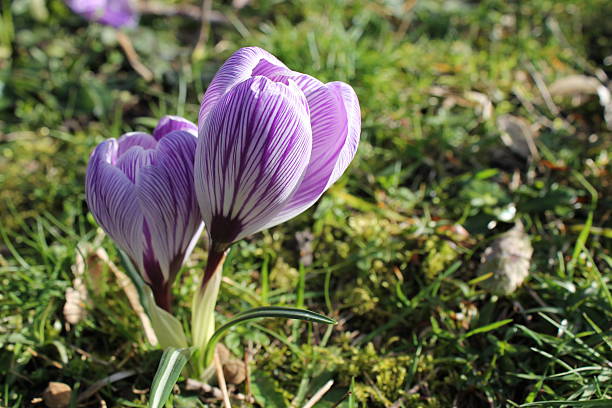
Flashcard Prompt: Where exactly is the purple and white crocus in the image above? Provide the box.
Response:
[65,0,138,28]
[190,47,360,368]
[86,116,203,311]
[195,47,360,281]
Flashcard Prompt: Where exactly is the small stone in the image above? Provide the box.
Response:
[42,382,71,408]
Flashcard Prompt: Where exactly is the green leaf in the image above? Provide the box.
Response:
[203,306,335,366]
[148,347,192,408]
[464,319,513,338]
[251,371,287,408]
[144,287,189,349]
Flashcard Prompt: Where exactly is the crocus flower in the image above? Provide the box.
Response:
[190,48,360,364]
[65,0,138,28]
[86,116,203,311]
[195,47,361,261]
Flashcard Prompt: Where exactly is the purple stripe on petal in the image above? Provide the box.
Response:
[152,115,198,140]
[260,76,356,229]
[85,140,145,274]
[195,76,312,243]
[115,146,158,183]
[199,47,288,126]
[136,131,202,281]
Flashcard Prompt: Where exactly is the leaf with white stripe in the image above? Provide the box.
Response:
[148,347,192,408]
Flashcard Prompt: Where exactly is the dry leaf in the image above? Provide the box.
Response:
[497,115,539,160]
[549,75,601,96]
[550,75,612,129]
[216,343,247,385]
[478,222,533,295]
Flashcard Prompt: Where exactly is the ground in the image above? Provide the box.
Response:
[0,0,611,407]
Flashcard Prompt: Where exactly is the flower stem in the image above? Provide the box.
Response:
[191,241,229,379]
[202,241,228,289]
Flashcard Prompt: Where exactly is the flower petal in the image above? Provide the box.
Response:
[195,76,312,243]
[97,0,138,28]
[325,81,361,187]
[153,115,198,140]
[136,131,202,281]
[85,140,144,272]
[117,132,158,156]
[262,79,360,228]
[115,145,158,183]
[199,47,288,125]
[66,0,138,28]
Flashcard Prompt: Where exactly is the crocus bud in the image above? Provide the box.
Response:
[86,116,203,311]
[195,47,361,253]
[65,0,138,28]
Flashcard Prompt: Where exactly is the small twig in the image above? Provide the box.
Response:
[26,347,62,369]
[330,390,351,408]
[526,61,560,116]
[115,31,154,81]
[303,380,334,408]
[214,351,232,408]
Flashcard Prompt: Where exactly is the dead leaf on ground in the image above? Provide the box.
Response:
[550,75,612,129]
[497,115,539,160]
[478,222,533,296]
[550,75,602,97]
[216,343,247,385]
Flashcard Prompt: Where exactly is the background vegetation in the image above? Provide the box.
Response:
[1,0,610,406]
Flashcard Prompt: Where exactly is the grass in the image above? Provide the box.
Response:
[1,0,611,406]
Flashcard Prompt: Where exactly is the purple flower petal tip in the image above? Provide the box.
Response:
[195,47,361,244]
[153,115,198,140]
[85,116,201,310]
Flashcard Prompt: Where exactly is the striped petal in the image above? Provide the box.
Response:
[153,116,198,140]
[117,132,158,156]
[85,140,144,272]
[195,76,312,244]
[325,81,361,187]
[199,47,288,125]
[259,74,349,227]
[136,131,203,282]
[262,79,360,227]
[115,146,158,184]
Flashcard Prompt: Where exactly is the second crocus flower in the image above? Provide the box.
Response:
[86,116,203,312]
